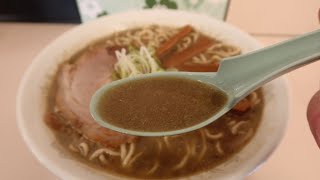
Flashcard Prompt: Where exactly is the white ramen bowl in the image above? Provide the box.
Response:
[17,9,289,180]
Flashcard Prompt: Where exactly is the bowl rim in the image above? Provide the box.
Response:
[16,9,290,180]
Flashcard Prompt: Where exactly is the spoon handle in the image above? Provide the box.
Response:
[217,29,320,100]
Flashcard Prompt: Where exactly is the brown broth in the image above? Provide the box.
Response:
[97,77,228,132]
[44,26,264,179]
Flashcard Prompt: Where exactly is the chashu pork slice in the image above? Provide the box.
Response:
[55,46,135,148]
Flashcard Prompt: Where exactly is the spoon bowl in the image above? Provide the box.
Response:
[90,71,235,136]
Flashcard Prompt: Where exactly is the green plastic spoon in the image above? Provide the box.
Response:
[90,29,320,137]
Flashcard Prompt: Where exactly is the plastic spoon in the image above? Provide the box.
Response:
[90,29,320,136]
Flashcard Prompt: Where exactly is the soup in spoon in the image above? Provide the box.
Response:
[96,76,228,132]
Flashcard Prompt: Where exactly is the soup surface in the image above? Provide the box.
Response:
[97,77,228,132]
[44,25,263,179]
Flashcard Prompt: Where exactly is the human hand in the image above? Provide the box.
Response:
[307,90,320,147]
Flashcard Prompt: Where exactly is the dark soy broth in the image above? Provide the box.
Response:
[97,77,228,132]
[44,25,264,179]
